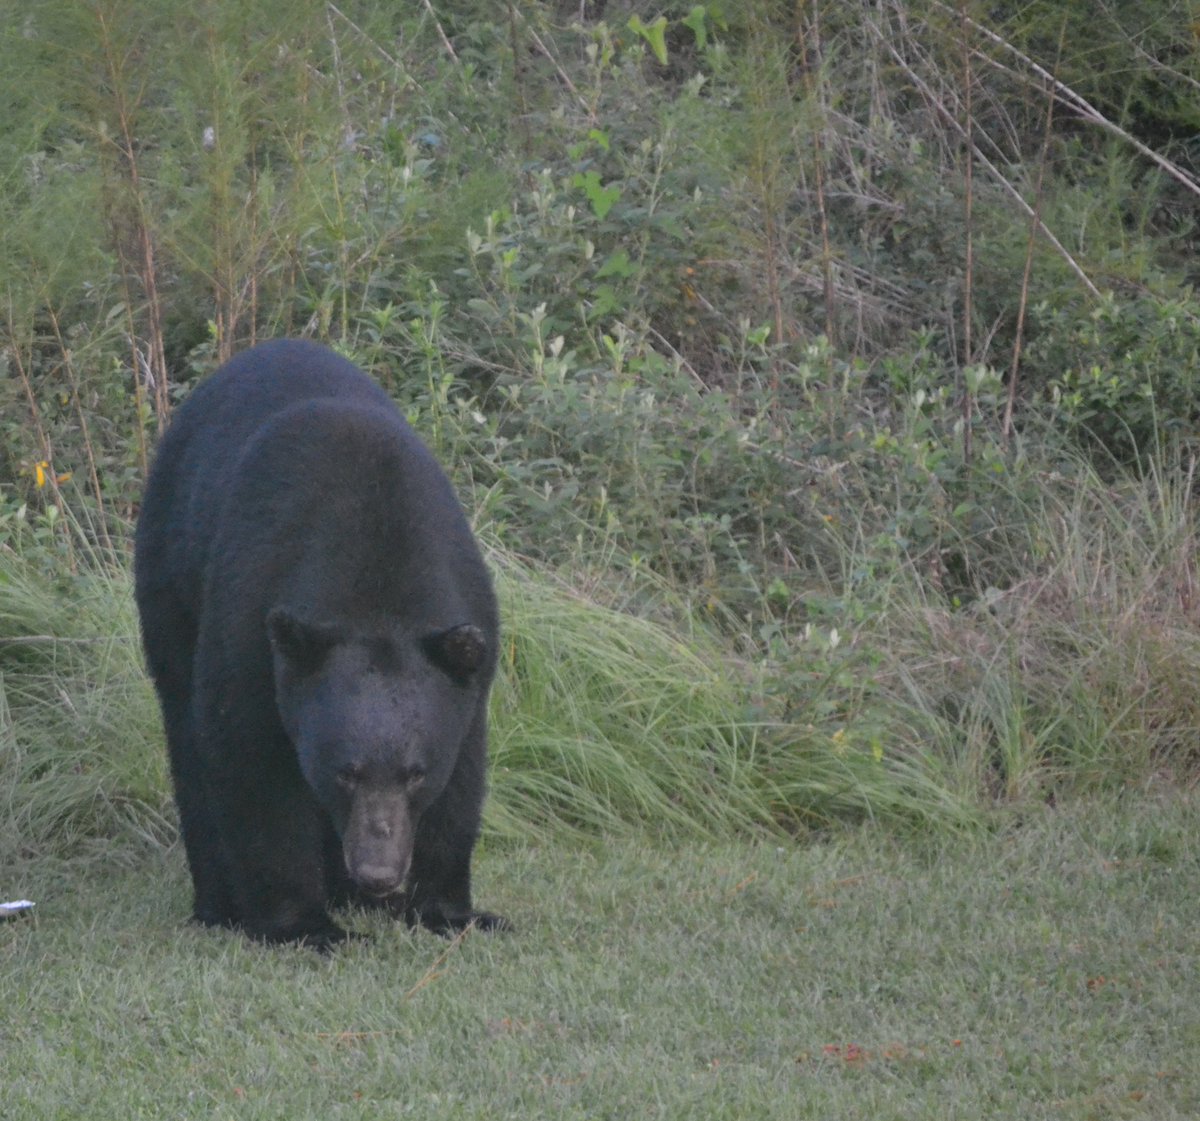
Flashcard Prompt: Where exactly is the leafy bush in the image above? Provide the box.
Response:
[1037,292,1200,464]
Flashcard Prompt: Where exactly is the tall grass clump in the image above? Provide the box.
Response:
[0,525,797,862]
[0,518,168,867]
[486,551,782,840]
[795,439,1200,815]
[0,511,798,863]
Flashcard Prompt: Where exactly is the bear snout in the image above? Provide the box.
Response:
[344,838,411,896]
[343,787,415,897]
[350,862,407,898]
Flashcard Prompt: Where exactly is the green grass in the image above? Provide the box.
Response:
[487,552,786,839]
[2,793,1197,1119]
[0,530,983,869]
[0,550,171,862]
[7,475,1200,867]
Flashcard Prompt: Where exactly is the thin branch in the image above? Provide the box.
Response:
[403,923,473,1000]
[5,313,52,469]
[930,0,1200,201]
[972,146,1099,297]
[796,1,836,346]
[47,307,115,553]
[326,3,402,71]
[1005,67,1058,445]
[509,6,593,121]
[959,0,975,462]
[93,2,170,429]
[645,326,706,390]
[505,1,532,156]
[870,23,1101,299]
[418,0,460,65]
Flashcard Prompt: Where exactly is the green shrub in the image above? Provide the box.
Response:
[1037,292,1200,464]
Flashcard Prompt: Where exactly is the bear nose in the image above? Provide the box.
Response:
[354,865,404,897]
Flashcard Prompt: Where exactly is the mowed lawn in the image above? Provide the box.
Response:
[3,793,1197,1120]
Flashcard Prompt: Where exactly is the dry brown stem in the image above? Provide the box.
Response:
[930,0,1200,202]
[92,2,170,430]
[867,18,1101,299]
[1004,64,1059,444]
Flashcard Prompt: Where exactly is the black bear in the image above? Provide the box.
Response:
[134,339,506,948]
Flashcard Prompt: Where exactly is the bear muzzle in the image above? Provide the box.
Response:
[342,786,415,897]
[349,861,408,898]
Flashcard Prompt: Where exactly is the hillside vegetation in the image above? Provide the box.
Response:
[3,1,1200,858]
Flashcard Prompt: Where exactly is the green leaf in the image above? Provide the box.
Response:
[596,250,635,279]
[746,323,771,347]
[628,15,669,66]
[682,6,707,50]
[571,170,622,220]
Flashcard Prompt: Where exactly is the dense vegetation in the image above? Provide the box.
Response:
[3,0,1200,861]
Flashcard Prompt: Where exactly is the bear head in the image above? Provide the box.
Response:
[266,606,491,898]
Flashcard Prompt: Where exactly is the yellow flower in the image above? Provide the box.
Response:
[31,461,70,487]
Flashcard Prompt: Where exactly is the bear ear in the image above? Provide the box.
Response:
[424,623,488,680]
[266,607,341,674]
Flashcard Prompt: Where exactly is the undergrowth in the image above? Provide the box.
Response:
[5,439,1199,865]
[4,1,1200,853]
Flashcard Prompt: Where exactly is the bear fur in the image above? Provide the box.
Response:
[134,339,505,948]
